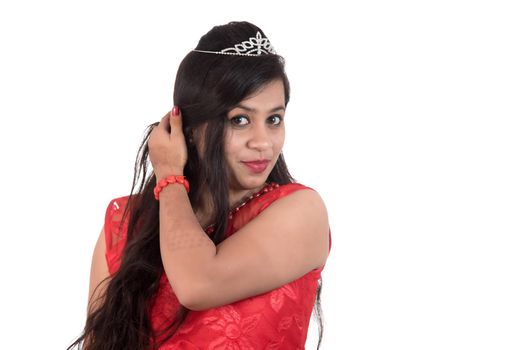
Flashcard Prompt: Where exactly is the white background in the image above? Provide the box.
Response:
[1,0,523,349]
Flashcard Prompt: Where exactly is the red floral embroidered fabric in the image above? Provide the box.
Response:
[104,182,332,349]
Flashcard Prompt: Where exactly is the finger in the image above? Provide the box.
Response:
[148,112,171,148]
[169,105,183,133]
[150,113,169,137]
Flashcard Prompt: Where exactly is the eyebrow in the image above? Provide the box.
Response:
[234,104,286,113]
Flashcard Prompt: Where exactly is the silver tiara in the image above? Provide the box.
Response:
[193,31,277,56]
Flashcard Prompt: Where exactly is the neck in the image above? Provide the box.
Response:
[228,182,267,209]
[194,182,268,228]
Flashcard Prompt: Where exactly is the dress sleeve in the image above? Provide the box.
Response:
[103,196,130,275]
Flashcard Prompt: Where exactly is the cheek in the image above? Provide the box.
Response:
[223,133,240,160]
[273,130,285,151]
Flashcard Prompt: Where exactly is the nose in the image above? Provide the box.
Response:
[247,122,271,151]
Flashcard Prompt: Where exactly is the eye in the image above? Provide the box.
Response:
[230,115,249,126]
[267,114,283,126]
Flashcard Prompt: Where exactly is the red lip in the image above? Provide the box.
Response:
[242,160,270,173]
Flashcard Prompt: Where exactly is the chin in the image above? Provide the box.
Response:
[240,177,268,190]
[232,172,270,191]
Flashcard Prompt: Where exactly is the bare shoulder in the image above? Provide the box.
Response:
[261,187,330,266]
[272,187,328,215]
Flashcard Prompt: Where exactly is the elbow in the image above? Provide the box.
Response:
[178,299,199,311]
[180,300,208,312]
[164,257,219,311]
[176,286,199,311]
[176,282,212,311]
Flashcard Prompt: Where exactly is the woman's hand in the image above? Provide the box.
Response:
[148,106,187,180]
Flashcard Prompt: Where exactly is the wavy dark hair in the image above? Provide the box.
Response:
[68,21,324,350]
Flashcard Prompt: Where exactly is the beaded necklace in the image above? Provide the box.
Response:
[204,182,280,235]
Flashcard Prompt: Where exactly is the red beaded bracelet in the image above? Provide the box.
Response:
[154,175,190,200]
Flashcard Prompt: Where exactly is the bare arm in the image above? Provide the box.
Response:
[159,185,330,311]
[87,227,111,315]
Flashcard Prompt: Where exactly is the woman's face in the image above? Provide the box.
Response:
[224,79,286,191]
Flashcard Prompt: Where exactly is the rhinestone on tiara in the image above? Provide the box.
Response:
[193,31,277,56]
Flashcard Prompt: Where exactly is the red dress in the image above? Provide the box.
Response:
[104,182,332,349]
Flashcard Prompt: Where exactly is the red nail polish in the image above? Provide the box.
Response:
[171,106,179,116]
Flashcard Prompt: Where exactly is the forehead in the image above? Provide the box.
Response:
[234,80,286,111]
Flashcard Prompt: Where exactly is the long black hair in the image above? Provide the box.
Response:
[68,21,324,350]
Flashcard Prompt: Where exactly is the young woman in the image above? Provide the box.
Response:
[69,21,332,350]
